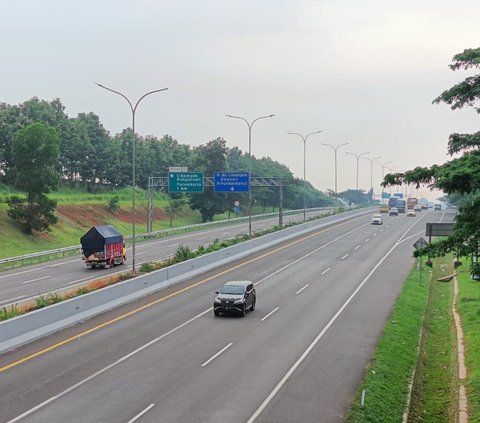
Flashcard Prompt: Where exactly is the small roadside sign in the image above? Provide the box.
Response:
[413,237,429,250]
[168,166,188,172]
[425,223,454,237]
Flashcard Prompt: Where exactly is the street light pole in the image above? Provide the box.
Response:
[322,142,348,194]
[387,166,398,196]
[375,161,392,202]
[226,114,275,237]
[96,83,168,274]
[286,130,322,221]
[345,151,369,190]
[362,155,381,200]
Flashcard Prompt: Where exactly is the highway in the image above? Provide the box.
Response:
[0,209,455,423]
[0,209,340,307]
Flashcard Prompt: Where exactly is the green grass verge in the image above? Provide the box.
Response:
[346,262,430,423]
[457,264,480,422]
[407,255,457,422]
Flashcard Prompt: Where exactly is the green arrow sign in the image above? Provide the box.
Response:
[168,172,204,193]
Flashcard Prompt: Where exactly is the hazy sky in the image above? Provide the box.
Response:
[1,0,479,200]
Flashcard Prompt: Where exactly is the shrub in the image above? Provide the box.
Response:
[35,293,61,309]
[140,262,155,273]
[175,244,195,262]
[106,196,120,213]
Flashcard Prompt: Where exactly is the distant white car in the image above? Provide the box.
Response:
[414,205,422,212]
[407,209,416,217]
[389,207,398,216]
[371,214,383,225]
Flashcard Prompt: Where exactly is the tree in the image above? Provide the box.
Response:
[189,138,229,222]
[382,47,480,263]
[165,198,185,226]
[7,122,60,233]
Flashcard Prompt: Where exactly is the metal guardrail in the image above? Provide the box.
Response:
[0,207,341,271]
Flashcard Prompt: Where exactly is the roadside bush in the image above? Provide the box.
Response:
[1,304,20,321]
[76,287,92,295]
[35,293,61,309]
[175,244,195,262]
[106,196,120,213]
[140,262,155,273]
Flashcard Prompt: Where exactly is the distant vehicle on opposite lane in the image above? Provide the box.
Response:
[371,214,383,225]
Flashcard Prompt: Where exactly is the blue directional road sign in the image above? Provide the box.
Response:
[168,172,204,193]
[214,172,250,192]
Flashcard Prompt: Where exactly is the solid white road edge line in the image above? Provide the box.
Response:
[201,343,233,367]
[127,404,156,423]
[246,222,417,423]
[261,307,280,322]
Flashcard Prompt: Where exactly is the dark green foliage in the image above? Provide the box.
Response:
[385,47,480,260]
[106,196,120,213]
[35,293,61,309]
[338,189,372,206]
[0,97,337,223]
[7,122,60,233]
[174,244,195,262]
[0,304,20,321]
[7,194,57,233]
[139,262,155,273]
[165,198,185,226]
[189,138,230,222]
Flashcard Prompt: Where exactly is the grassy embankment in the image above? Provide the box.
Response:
[0,186,251,259]
[457,264,480,421]
[346,255,462,423]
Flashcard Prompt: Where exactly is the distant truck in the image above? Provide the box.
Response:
[80,225,126,269]
[388,196,400,209]
[407,197,418,210]
[396,199,407,213]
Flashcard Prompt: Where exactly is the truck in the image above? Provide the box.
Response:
[407,197,418,210]
[388,196,400,209]
[396,199,407,213]
[80,225,126,269]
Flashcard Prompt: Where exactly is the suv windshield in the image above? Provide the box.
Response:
[220,285,245,295]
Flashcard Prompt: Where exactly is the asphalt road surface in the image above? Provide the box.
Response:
[0,209,364,307]
[0,209,455,423]
[0,209,340,306]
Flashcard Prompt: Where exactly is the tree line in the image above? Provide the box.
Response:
[0,97,339,231]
